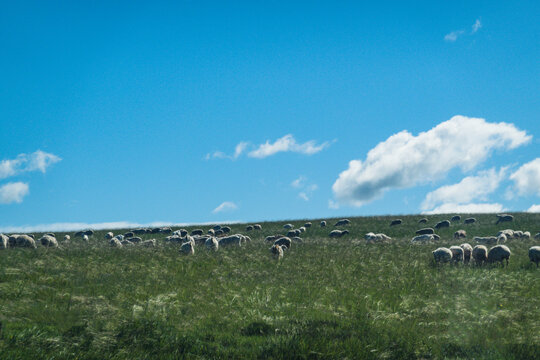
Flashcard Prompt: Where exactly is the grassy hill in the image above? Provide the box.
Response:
[1,213,539,359]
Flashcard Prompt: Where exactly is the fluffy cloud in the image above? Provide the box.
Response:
[0,182,29,204]
[423,203,505,215]
[422,168,506,211]
[212,201,238,213]
[291,176,306,188]
[0,150,61,179]
[207,135,332,160]
[527,204,540,213]
[291,176,317,201]
[444,19,482,42]
[509,158,540,196]
[332,116,531,207]
[471,19,482,33]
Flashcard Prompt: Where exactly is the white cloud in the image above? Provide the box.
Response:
[444,30,465,42]
[212,201,238,213]
[527,204,540,213]
[328,199,339,209]
[291,176,318,201]
[291,176,306,188]
[248,134,331,158]
[422,168,506,211]
[509,158,540,196]
[423,202,505,215]
[472,19,482,33]
[332,115,531,207]
[0,150,61,179]
[0,182,30,204]
[298,192,309,201]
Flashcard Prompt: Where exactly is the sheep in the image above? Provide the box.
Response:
[304,222,312,228]
[449,246,464,263]
[390,219,402,226]
[432,234,441,241]
[329,230,349,238]
[496,214,514,225]
[164,235,183,243]
[270,244,284,260]
[191,229,204,236]
[287,229,301,237]
[121,240,134,246]
[535,233,540,240]
[180,241,195,255]
[127,237,142,243]
[265,235,281,242]
[254,224,262,230]
[113,234,124,241]
[451,215,461,222]
[299,226,306,233]
[497,229,514,239]
[212,225,221,231]
[418,218,428,224]
[454,230,467,239]
[141,239,156,247]
[221,226,231,233]
[0,234,8,249]
[523,231,531,239]
[487,245,511,266]
[173,229,188,237]
[207,229,215,235]
[460,243,473,263]
[432,247,453,263]
[320,221,327,227]
[82,235,89,242]
[464,217,476,224]
[435,220,451,229]
[219,234,243,247]
[243,235,252,243]
[39,235,58,248]
[416,228,435,235]
[529,246,540,267]
[366,233,391,243]
[205,237,219,251]
[513,230,524,239]
[45,233,55,237]
[246,225,253,231]
[472,245,488,264]
[105,232,114,240]
[291,236,303,243]
[161,227,172,234]
[151,227,161,233]
[497,234,508,243]
[9,235,37,248]
[124,232,135,238]
[273,237,292,249]
[215,229,224,236]
[110,238,123,248]
[83,230,94,236]
[283,224,294,229]
[334,219,351,226]
[474,236,498,245]
[411,234,434,244]
[132,229,146,235]
[192,235,211,245]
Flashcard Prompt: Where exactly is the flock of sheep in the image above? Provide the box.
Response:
[1,214,539,267]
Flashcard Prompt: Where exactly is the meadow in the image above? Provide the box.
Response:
[1,213,539,359]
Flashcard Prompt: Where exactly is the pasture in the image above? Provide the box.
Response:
[1,213,539,359]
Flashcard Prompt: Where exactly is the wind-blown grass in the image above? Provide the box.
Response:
[1,213,539,359]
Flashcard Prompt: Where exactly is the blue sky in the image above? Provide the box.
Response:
[1,1,539,231]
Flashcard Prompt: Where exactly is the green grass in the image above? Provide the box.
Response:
[1,213,539,359]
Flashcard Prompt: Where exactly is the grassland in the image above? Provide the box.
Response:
[1,213,539,359]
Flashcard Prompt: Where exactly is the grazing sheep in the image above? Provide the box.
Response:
[411,234,434,244]
[320,221,327,227]
[432,247,453,263]
[449,246,464,263]
[432,234,441,241]
[205,237,219,251]
[287,229,301,237]
[39,235,58,247]
[283,224,294,229]
[390,219,402,226]
[215,229,224,236]
[221,226,231,234]
[213,225,221,231]
[113,234,124,241]
[464,217,476,224]
[165,235,183,243]
[191,229,203,236]
[299,226,306,233]
[460,243,473,263]
[121,240,134,246]
[291,236,303,243]
[474,236,498,245]
[173,229,188,237]
[243,235,252,243]
[513,230,524,239]
[497,234,508,243]
[246,225,253,231]
[329,230,349,238]
[141,239,156,247]
[83,230,94,236]
[254,224,262,230]
[270,244,284,260]
[124,232,134,238]
[75,231,84,237]
[488,245,511,266]
[496,214,514,225]
[273,237,292,249]
[416,228,435,235]
[127,237,142,243]
[451,215,461,222]
[219,235,243,247]
[304,222,312,228]
[132,229,146,235]
[497,229,515,239]
[63,235,70,241]
[418,218,428,224]
[207,229,215,236]
[82,235,89,242]
[265,235,281,242]
[192,235,211,245]
[160,227,172,234]
[523,231,531,239]
[110,238,123,248]
[472,245,488,264]
[9,235,37,248]
[366,233,391,243]
[105,232,114,240]
[529,246,540,267]
[151,227,161,233]
[454,230,467,239]
[535,233,540,240]
[435,220,451,229]
[0,234,8,249]
[180,241,195,255]
[334,219,351,226]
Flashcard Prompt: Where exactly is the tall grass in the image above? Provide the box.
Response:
[1,213,539,359]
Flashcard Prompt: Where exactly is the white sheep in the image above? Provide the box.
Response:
[299,226,306,233]
[460,243,473,263]
[497,234,507,243]
[474,236,498,245]
[411,234,434,244]
[329,230,349,238]
[82,234,89,242]
[320,221,327,227]
[283,224,294,229]
[487,245,511,266]
[110,238,123,248]
[270,244,284,260]
[39,235,58,248]
[472,245,488,264]
[254,224,262,230]
[273,237,292,249]
[141,239,156,247]
[205,237,219,251]
[529,246,540,267]
[180,241,195,255]
[334,219,351,226]
[105,232,114,240]
[449,246,464,263]
[453,230,467,239]
[432,247,453,263]
[64,235,71,241]
[218,234,243,247]
[535,233,540,240]
[9,235,37,248]
[523,231,531,239]
[0,234,8,249]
